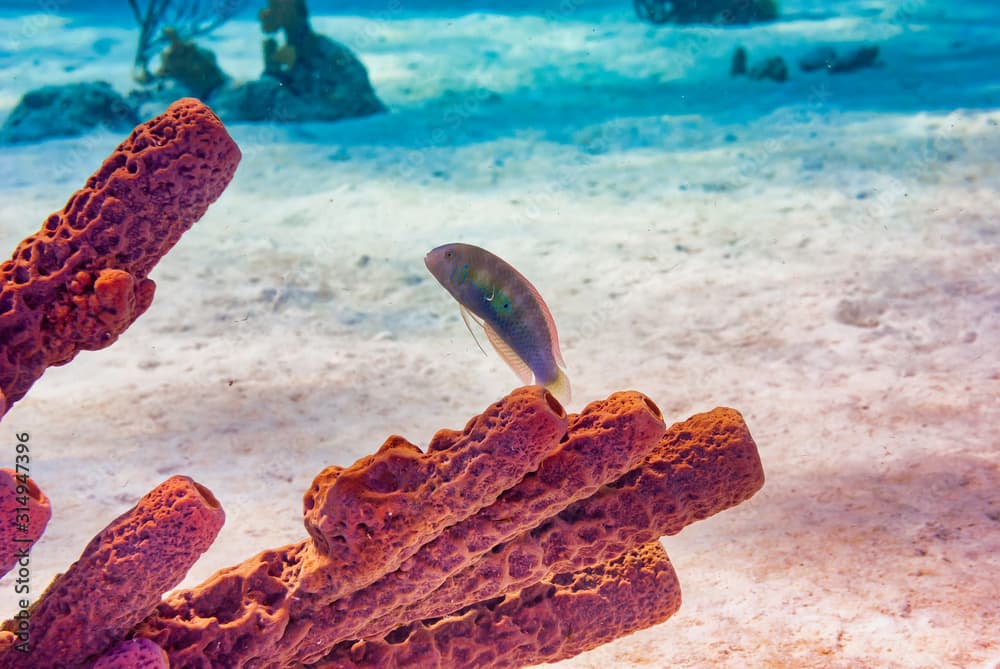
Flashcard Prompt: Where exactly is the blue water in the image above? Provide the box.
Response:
[2,1,998,123]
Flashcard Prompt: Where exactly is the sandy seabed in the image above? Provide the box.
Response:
[0,3,998,668]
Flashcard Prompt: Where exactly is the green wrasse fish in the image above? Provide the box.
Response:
[425,243,571,403]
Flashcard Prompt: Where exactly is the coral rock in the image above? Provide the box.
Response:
[748,56,789,82]
[0,468,50,578]
[0,98,241,418]
[215,0,384,123]
[260,0,311,43]
[93,638,169,669]
[799,45,838,72]
[830,45,880,74]
[0,476,224,669]
[321,542,681,668]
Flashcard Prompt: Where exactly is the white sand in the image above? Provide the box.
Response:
[0,2,998,667]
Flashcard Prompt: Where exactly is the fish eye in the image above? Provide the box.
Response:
[445,251,453,258]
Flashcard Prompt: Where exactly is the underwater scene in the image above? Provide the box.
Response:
[0,0,997,667]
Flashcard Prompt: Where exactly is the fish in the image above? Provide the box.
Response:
[424,242,571,403]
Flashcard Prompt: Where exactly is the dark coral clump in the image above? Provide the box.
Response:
[213,0,385,122]
[635,0,778,24]
[0,82,138,144]
[156,28,228,99]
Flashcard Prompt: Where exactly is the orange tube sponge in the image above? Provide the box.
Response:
[0,475,224,669]
[378,407,763,631]
[0,468,50,578]
[299,386,570,599]
[292,391,666,659]
[130,396,761,669]
[316,542,681,669]
[0,98,240,417]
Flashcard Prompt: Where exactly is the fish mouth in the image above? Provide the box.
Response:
[424,245,448,270]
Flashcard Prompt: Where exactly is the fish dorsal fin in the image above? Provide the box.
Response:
[483,321,534,385]
[460,306,488,356]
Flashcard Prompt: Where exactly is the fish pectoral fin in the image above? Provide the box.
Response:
[483,322,534,386]
[460,306,489,356]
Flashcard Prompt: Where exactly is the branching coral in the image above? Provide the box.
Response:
[342,406,761,653]
[128,0,250,80]
[135,386,574,665]
[0,95,238,662]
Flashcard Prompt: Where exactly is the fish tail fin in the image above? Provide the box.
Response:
[544,367,572,405]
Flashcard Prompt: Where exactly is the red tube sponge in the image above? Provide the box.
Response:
[299,386,569,599]
[0,475,224,669]
[131,393,762,669]
[0,98,240,417]
[321,541,681,669]
[293,391,667,658]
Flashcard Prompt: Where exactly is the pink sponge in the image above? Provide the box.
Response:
[0,98,241,417]
[0,475,224,669]
[324,542,681,668]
